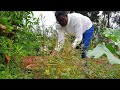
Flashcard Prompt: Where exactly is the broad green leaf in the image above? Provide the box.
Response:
[108,35,117,42]
[101,44,120,64]
[106,44,116,54]
[87,44,105,58]
[107,54,120,64]
[87,44,120,64]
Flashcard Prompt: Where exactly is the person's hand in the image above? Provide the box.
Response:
[50,50,58,56]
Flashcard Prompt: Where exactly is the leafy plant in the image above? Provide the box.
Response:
[87,28,120,64]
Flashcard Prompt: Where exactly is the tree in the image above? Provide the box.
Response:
[112,11,120,28]
[74,11,100,23]
[102,11,112,28]
[102,11,120,28]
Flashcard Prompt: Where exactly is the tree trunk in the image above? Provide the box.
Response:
[107,13,110,28]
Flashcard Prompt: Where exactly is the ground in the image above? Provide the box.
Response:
[20,52,120,79]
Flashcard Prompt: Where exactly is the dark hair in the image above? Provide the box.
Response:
[55,11,68,19]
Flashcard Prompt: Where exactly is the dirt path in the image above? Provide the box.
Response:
[21,56,44,69]
[21,55,52,70]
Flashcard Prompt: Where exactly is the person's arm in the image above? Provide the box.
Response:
[55,27,65,51]
[72,19,83,49]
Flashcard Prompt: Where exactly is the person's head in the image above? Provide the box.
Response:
[55,11,68,27]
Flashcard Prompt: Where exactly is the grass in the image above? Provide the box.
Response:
[1,36,120,79]
[9,46,120,79]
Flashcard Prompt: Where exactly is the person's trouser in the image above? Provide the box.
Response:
[80,25,94,58]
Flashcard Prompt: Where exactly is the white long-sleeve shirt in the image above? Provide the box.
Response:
[55,13,93,51]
